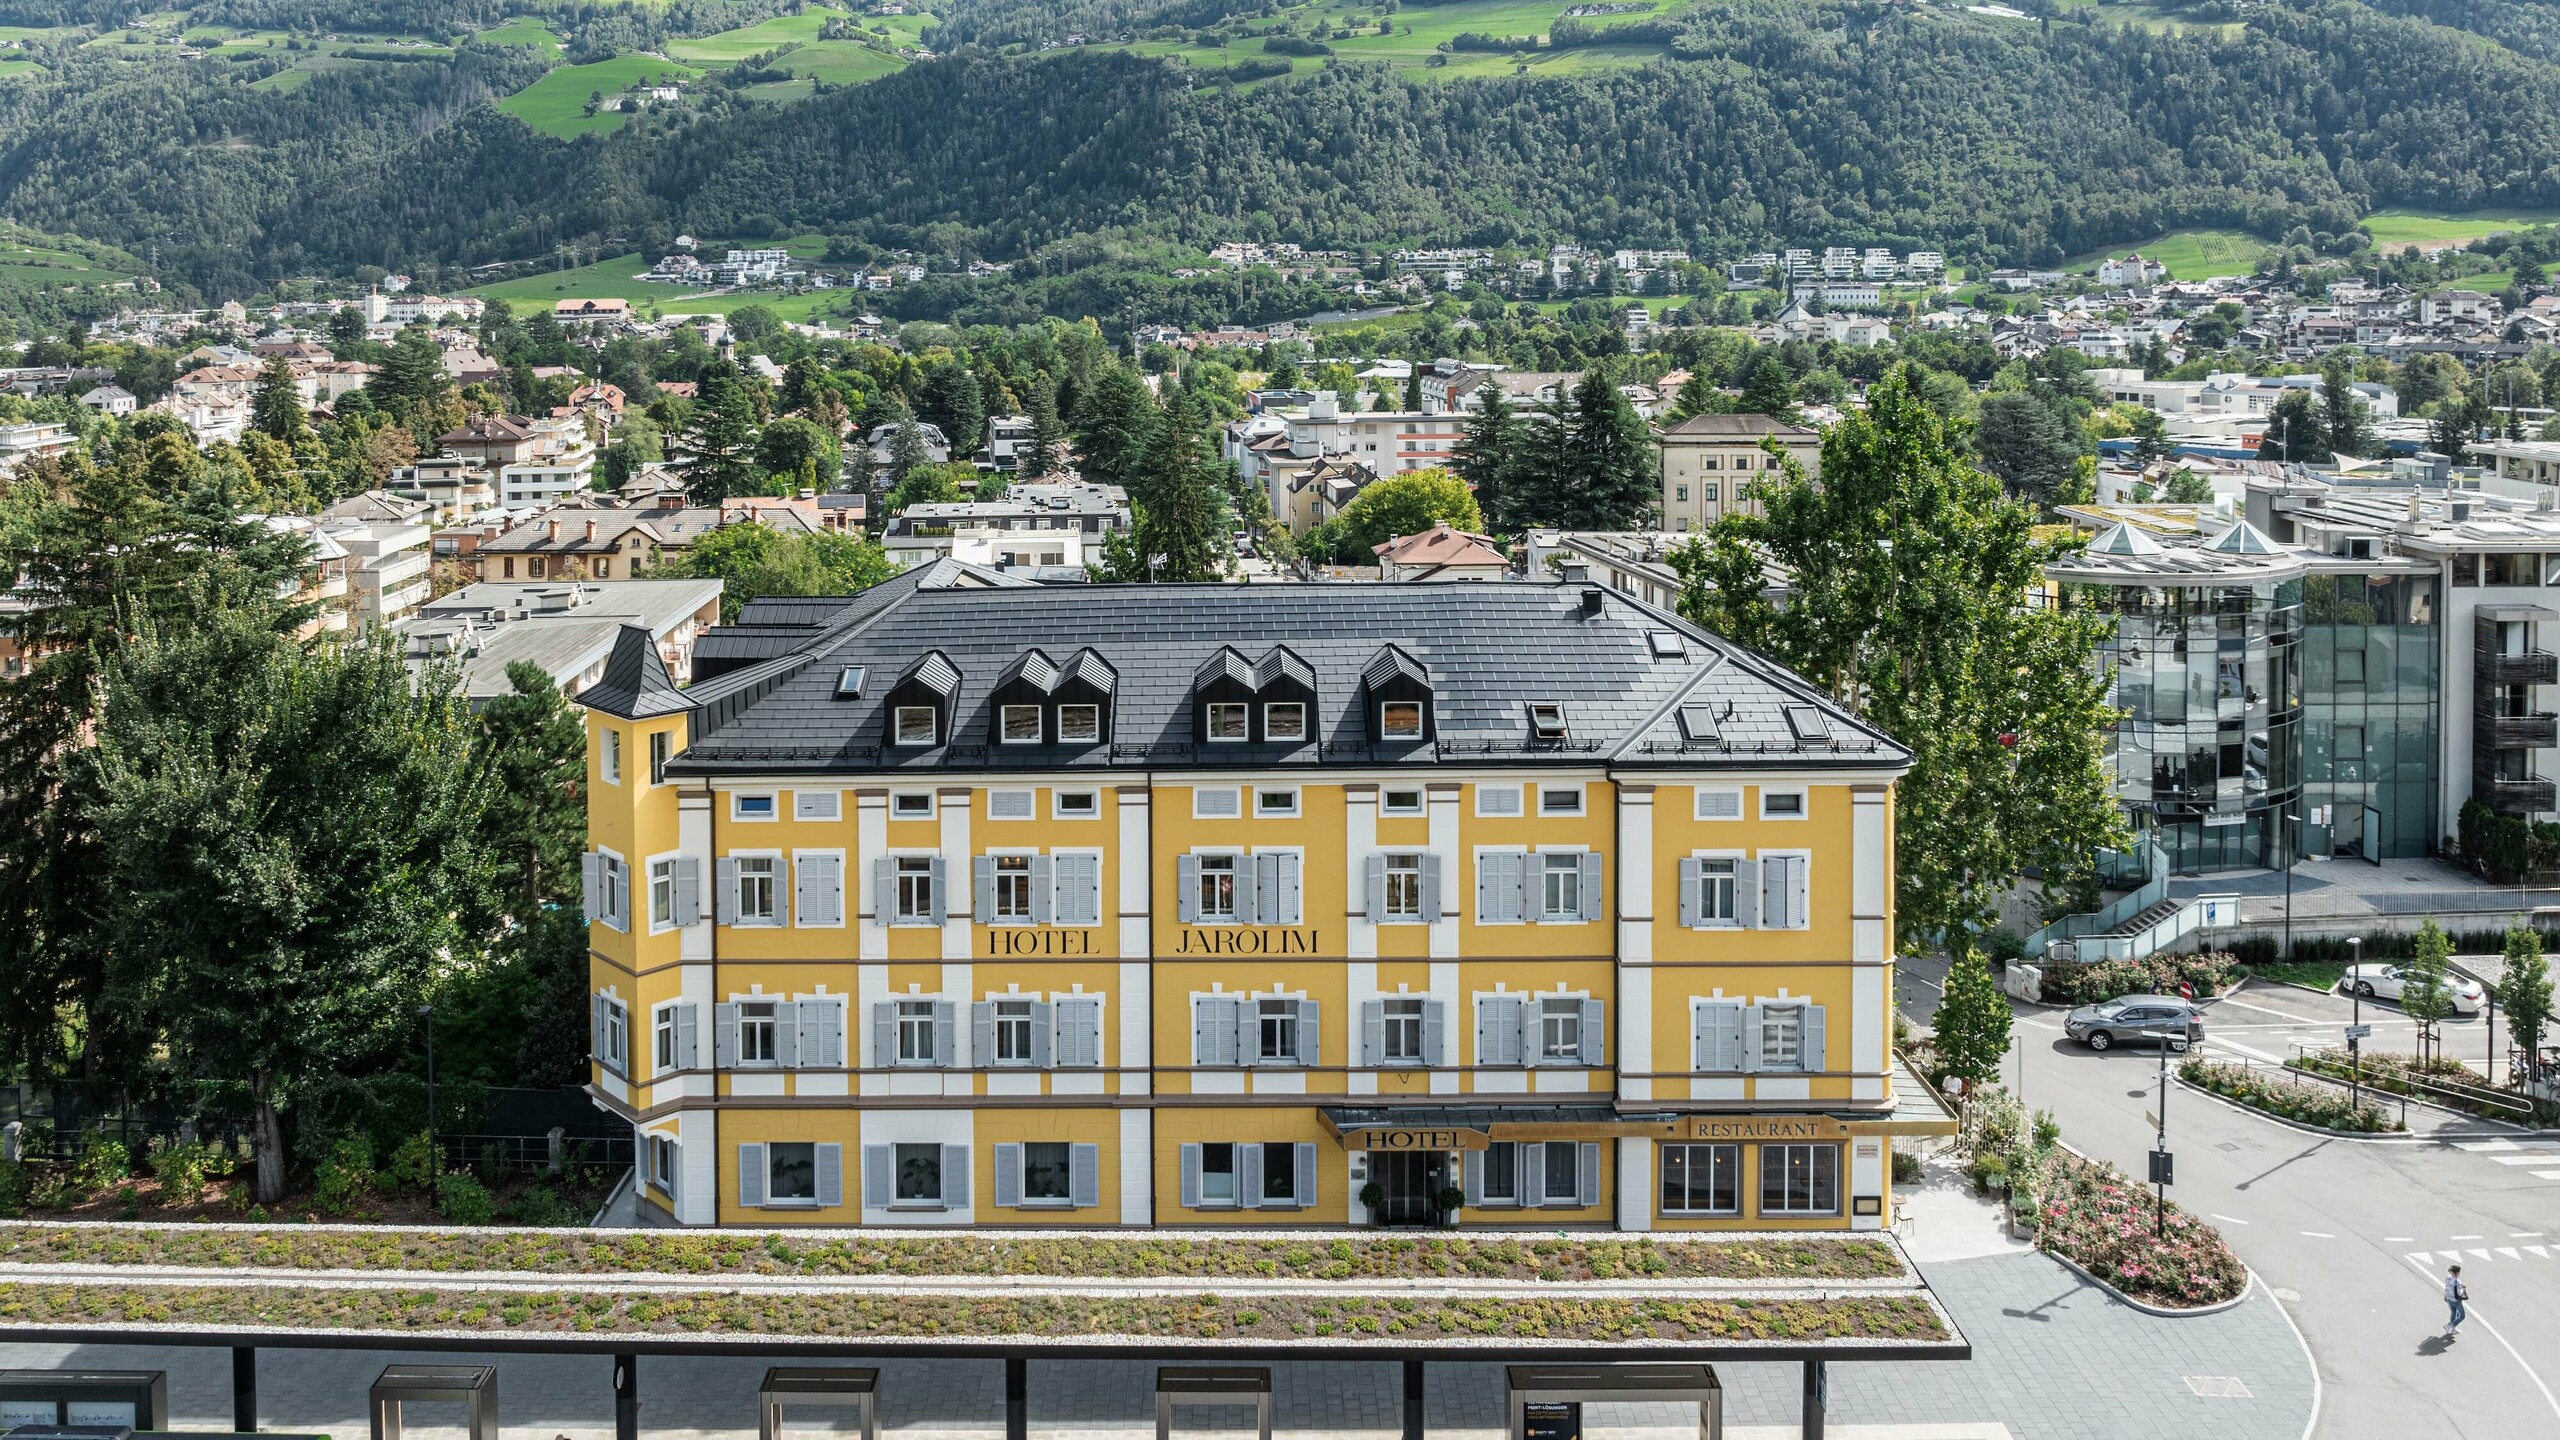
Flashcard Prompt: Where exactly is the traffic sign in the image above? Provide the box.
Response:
[2148,1150,2174,1186]
[2345,1023,2373,1040]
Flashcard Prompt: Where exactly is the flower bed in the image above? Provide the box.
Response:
[2181,1058,2401,1133]
[0,1282,1948,1346]
[2037,951,2238,1008]
[0,1225,1904,1285]
[2033,1150,2248,1308]
[2287,1049,2550,1124]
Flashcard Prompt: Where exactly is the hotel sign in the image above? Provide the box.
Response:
[983,928,1104,957]
[1341,1127,1492,1153]
[1172,927,1322,956]
[1687,1117,1850,1142]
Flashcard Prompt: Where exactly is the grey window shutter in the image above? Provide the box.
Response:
[863,1145,891,1209]
[1295,998,1320,1067]
[1060,997,1101,1067]
[1192,997,1211,1064]
[1577,1142,1601,1207]
[1791,856,1810,930]
[1736,858,1761,928]
[1065,854,1101,926]
[1238,1143,1264,1210]
[1293,1142,1317,1208]
[1029,855,1054,924]
[1279,854,1302,924]
[1419,854,1442,921]
[673,857,701,926]
[581,853,602,924]
[932,1000,957,1066]
[1579,998,1606,1066]
[1364,855,1386,920]
[1176,854,1200,923]
[1741,1003,1766,1072]
[816,1143,843,1207]
[1714,1004,1742,1071]
[715,857,739,925]
[993,1143,1022,1207]
[715,1002,739,1069]
[870,1002,895,1067]
[1422,998,1447,1066]
[739,1143,767,1207]
[971,1002,996,1065]
[1031,1000,1054,1068]
[1577,852,1604,923]
[941,1143,970,1208]
[1678,857,1701,928]
[1518,996,1541,1067]
[1360,1000,1384,1068]
[590,995,604,1061]
[796,859,818,927]
[1235,998,1258,1065]
[820,857,845,925]
[1071,1143,1100,1208]
[1508,853,1529,923]
[1238,856,1264,925]
[973,857,997,921]
[872,856,894,924]
[1179,1143,1201,1207]
[677,1004,698,1070]
[1521,1142,1547,1206]
[1461,1150,1483,1205]
[1475,854,1496,923]
[1691,1003,1710,1070]
[1802,1004,1827,1074]
[774,1001,800,1068]
[927,858,948,924]
[819,1001,844,1066]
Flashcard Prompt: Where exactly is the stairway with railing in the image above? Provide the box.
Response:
[2023,842,2203,963]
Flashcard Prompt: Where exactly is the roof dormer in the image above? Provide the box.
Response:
[1362,643,1433,744]
[885,650,960,749]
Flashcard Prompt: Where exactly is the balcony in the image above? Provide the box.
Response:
[2474,774,2556,815]
[2476,649,2559,686]
[2477,711,2560,750]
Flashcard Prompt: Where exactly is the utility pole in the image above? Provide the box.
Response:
[2148,1024,2174,1238]
[2348,936,2363,1113]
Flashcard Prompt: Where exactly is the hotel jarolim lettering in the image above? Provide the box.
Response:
[577,576,1935,1232]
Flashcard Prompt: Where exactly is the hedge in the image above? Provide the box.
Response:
[2180,1058,2400,1133]
[2037,951,2238,1007]
[0,1225,1905,1284]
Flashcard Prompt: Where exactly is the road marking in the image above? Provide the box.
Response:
[2456,1140,2519,1152]
[2215,1213,2252,1225]
[2533,1170,2560,1180]
[2530,1246,2552,1259]
[2384,1236,2414,1243]
[2213,995,2333,1022]
[2469,1248,2494,1262]
[2439,1251,2468,1265]
[2498,1246,2523,1260]
[2301,1231,2336,1239]
[2470,1307,2560,1421]
[2255,1270,2323,1440]
[2486,1156,2556,1165]
[2452,1235,2485,1240]
[2515,1232,2546,1238]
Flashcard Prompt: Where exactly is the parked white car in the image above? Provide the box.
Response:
[2343,963,2485,1016]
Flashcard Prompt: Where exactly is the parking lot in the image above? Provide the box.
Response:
[2196,971,2508,1078]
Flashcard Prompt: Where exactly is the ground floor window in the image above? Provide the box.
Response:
[1022,1141,1072,1203]
[895,1142,942,1203]
[768,1142,818,1203]
[1758,1142,1839,1216]
[1660,1143,1740,1215]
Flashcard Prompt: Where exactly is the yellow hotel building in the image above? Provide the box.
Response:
[579,570,1932,1231]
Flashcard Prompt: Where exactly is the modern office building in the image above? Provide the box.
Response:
[578,574,1932,1232]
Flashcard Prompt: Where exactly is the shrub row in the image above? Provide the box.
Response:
[2179,1058,2401,1133]
[2037,951,2238,1007]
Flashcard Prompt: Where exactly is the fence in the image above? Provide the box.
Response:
[2,1085,629,1172]
[2282,1046,2550,1124]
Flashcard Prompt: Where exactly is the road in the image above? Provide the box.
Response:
[2004,975,2560,1440]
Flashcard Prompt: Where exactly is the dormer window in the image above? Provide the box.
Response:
[886,650,960,751]
[894,706,939,746]
[1059,704,1101,742]
[1528,703,1568,741]
[1264,702,1307,741]
[1380,702,1423,738]
[1207,702,1249,741]
[1000,705,1043,743]
[1363,644,1433,743]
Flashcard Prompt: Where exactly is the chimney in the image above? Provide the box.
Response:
[1560,562,1590,584]
[546,520,559,542]
[585,520,598,542]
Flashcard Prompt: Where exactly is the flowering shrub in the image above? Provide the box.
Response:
[2034,1149,2248,1307]
[2182,1058,2399,1132]
[2039,951,2238,1007]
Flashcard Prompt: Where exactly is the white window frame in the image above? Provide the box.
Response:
[893,855,939,925]
[732,852,781,925]
[893,705,939,747]
[1538,783,1585,816]
[992,996,1038,1064]
[653,1003,681,1076]
[1475,785,1524,818]
[891,790,936,820]
[1193,786,1242,820]
[1381,852,1425,921]
[1380,995,1426,1064]
[1537,995,1583,1062]
[1538,850,1585,920]
[1194,852,1241,921]
[1479,1140,1521,1205]
[987,788,1037,821]
[1058,704,1102,742]
[647,1132,678,1197]
[648,855,679,934]
[1758,1001,1808,1071]
[1263,701,1308,741]
[600,729,622,785]
[1758,1142,1841,1217]
[1255,786,1300,817]
[894,999,940,1065]
[1379,701,1424,738]
[1381,787,1425,816]
[1206,701,1249,741]
[1197,1141,1240,1206]
[1694,785,1744,821]
[601,996,628,1072]
[999,704,1043,744]
[738,1000,781,1067]
[1053,789,1101,819]
[793,790,841,822]
[1693,851,1743,927]
[989,853,1036,923]
[731,792,779,823]
[648,731,670,786]
[1759,788,1808,820]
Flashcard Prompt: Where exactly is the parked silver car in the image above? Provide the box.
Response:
[2344,963,2485,1016]
[2062,995,2204,1052]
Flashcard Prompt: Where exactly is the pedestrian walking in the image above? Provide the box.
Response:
[2443,1263,2468,1341]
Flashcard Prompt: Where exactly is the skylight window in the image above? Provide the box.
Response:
[1677,705,1721,744]
[835,665,866,698]
[1784,705,1832,745]
[1528,702,1569,741]
[1647,630,1687,659]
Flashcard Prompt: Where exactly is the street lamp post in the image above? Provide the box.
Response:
[2282,807,2297,962]
[2347,937,2362,1113]
[2145,1026,2177,1238]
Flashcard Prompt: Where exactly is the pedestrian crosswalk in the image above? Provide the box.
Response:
[2451,1137,2560,1181]
[2402,1244,2553,1270]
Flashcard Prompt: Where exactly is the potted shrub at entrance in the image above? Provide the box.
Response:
[1436,1184,1466,1228]
[1359,1181,1387,1224]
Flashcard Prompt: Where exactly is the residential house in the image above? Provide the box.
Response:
[386,456,498,523]
[556,298,635,323]
[879,481,1129,573]
[1657,414,1823,532]
[0,421,79,473]
[396,578,723,703]
[79,385,136,416]
[1373,524,1509,581]
[437,413,598,506]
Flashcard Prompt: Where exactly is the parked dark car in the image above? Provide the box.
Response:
[2063,996,2204,1052]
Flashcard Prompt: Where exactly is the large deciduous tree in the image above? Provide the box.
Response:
[1671,366,2124,950]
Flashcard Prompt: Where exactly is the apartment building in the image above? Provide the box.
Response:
[579,578,1922,1233]
[1657,414,1822,532]
[439,413,598,506]
[880,482,1130,573]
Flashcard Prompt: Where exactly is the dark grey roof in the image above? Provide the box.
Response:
[1000,648,1061,693]
[579,626,690,719]
[1254,644,1314,692]
[661,582,1905,776]
[1364,643,1426,690]
[1194,646,1256,692]
[1062,647,1117,695]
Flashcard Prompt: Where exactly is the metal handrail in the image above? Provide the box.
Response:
[2283,1046,2535,1118]
[2024,841,2172,955]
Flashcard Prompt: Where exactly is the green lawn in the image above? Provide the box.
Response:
[498,54,703,138]
[463,238,838,320]
[2242,960,2346,992]
[2450,264,2547,293]
[667,7,844,64]
[476,18,564,52]
[0,58,40,77]
[2077,229,2268,280]
[2362,208,2560,252]
[1107,0,1673,82]
[0,25,76,41]
[773,37,905,83]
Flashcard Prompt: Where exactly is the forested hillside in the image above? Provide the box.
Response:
[2,0,2560,290]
